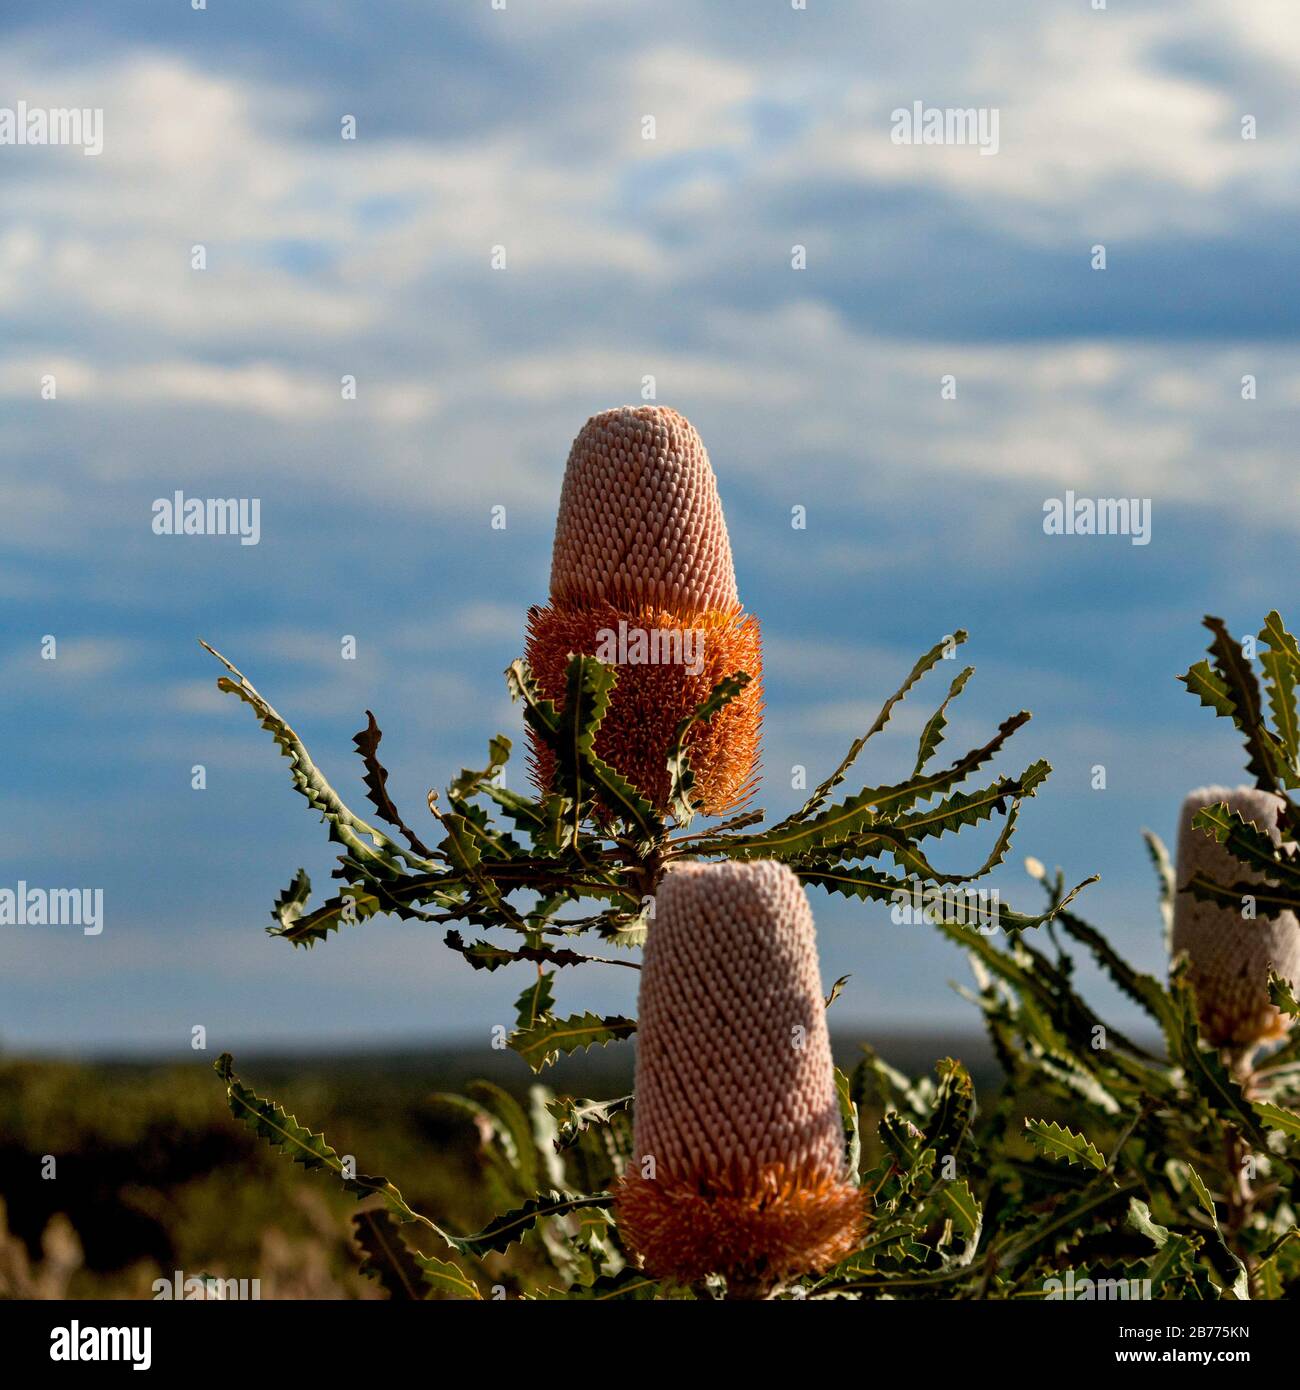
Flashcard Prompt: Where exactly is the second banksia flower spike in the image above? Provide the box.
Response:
[1173,784,1300,1051]
[525,406,762,816]
[616,860,863,1294]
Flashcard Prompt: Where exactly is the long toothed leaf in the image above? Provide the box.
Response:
[548,1093,634,1149]
[787,629,969,821]
[913,666,974,775]
[444,929,635,973]
[510,1012,637,1073]
[352,1209,475,1300]
[353,710,437,858]
[1191,802,1300,885]
[451,1191,616,1258]
[507,656,662,846]
[1183,872,1300,922]
[215,1054,443,1233]
[1024,1118,1105,1171]
[202,641,437,876]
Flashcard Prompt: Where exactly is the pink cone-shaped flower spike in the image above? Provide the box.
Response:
[549,406,740,614]
[1173,785,1300,1048]
[616,860,863,1290]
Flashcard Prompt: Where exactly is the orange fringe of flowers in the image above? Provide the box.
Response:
[615,1161,865,1290]
[524,599,762,816]
[1188,984,1290,1049]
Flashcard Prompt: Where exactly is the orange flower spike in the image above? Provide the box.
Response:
[1172,785,1300,1051]
[616,860,865,1294]
[526,406,763,816]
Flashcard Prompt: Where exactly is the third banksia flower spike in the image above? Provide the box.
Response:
[616,860,863,1293]
[1173,785,1300,1050]
[525,406,762,816]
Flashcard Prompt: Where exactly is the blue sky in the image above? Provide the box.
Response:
[1,0,1296,1055]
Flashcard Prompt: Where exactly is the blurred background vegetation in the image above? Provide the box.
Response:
[0,1032,998,1299]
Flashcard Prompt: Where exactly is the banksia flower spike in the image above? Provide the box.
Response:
[1173,785,1300,1052]
[616,860,864,1294]
[525,406,762,815]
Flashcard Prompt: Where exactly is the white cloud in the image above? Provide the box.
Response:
[619,46,758,153]
[0,636,137,685]
[1,9,1295,529]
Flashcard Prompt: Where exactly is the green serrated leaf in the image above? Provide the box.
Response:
[1024,1118,1106,1171]
[453,1191,615,1259]
[548,1093,634,1149]
[924,1058,975,1160]
[1200,616,1291,790]
[1261,610,1300,665]
[879,1113,928,1176]
[1253,1100,1300,1140]
[413,1250,484,1300]
[271,868,313,933]
[877,712,1034,819]
[507,655,662,847]
[353,710,437,858]
[789,630,968,820]
[515,970,556,1031]
[1127,1197,1173,1250]
[938,1179,982,1242]
[1183,871,1300,923]
[808,871,1095,936]
[1191,802,1300,886]
[1269,970,1300,1020]
[1142,828,1176,955]
[913,666,973,775]
[444,930,627,974]
[697,783,899,862]
[449,734,513,802]
[1253,1227,1300,1300]
[1179,658,1234,719]
[534,1269,665,1301]
[215,1054,439,1233]
[1175,1163,1251,1299]
[584,747,664,848]
[892,761,1051,849]
[890,791,1028,888]
[835,1067,862,1183]
[1261,650,1300,766]
[998,1180,1138,1266]
[510,1012,637,1073]
[353,1208,442,1300]
[555,655,616,839]
[1145,1233,1197,1298]
[203,642,436,877]
[1181,1162,1216,1225]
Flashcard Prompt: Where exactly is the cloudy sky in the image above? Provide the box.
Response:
[1,0,1296,1056]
